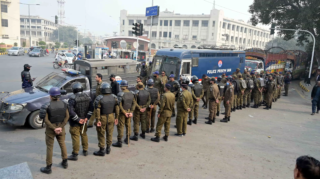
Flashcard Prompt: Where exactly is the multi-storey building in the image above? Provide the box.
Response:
[0,0,20,46]
[120,8,271,50]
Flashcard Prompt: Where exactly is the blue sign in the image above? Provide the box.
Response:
[146,6,159,17]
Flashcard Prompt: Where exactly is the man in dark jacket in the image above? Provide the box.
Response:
[21,64,35,89]
[311,81,320,115]
[283,71,292,96]
[110,74,120,96]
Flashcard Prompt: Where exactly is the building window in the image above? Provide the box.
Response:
[222,22,226,29]
[191,45,196,49]
[163,32,168,38]
[170,20,172,26]
[31,19,36,23]
[202,20,208,27]
[257,31,260,36]
[37,20,41,23]
[1,19,8,27]
[144,31,149,36]
[129,19,134,25]
[227,24,231,30]
[32,31,36,36]
[20,30,24,35]
[239,38,242,44]
[37,32,41,36]
[231,36,234,42]
[212,21,215,27]
[123,20,125,25]
[253,40,255,46]
[128,31,133,36]
[152,31,157,37]
[175,35,179,39]
[183,20,190,26]
[160,20,163,26]
[235,37,238,43]
[254,30,256,35]
[136,20,141,24]
[244,28,247,33]
[175,20,181,26]
[169,32,171,38]
[20,25,24,28]
[163,20,168,26]
[192,35,197,40]
[248,39,251,45]
[159,31,162,37]
[2,35,8,39]
[37,26,41,29]
[144,20,147,25]
[151,43,156,49]
[20,18,24,23]
[240,27,243,32]
[192,20,199,27]
[243,38,246,44]
[232,25,235,31]
[236,26,239,31]
[1,4,7,13]
[31,26,36,29]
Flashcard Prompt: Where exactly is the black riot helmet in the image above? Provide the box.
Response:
[227,76,233,82]
[120,80,128,87]
[210,77,217,83]
[72,82,83,93]
[147,79,154,86]
[217,75,222,82]
[181,76,190,85]
[191,75,199,83]
[101,82,112,94]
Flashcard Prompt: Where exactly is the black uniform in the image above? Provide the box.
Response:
[21,67,33,88]
[111,81,120,96]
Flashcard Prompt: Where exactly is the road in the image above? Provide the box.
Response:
[0,54,319,179]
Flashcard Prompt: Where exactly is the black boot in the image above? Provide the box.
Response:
[150,128,155,133]
[112,138,122,148]
[212,118,215,123]
[67,152,78,161]
[220,117,228,123]
[239,106,242,110]
[242,105,246,109]
[264,106,269,110]
[61,159,68,169]
[232,108,235,112]
[246,104,250,108]
[140,132,145,139]
[192,118,197,124]
[151,136,160,142]
[171,114,176,117]
[124,138,129,144]
[228,117,230,121]
[163,135,168,142]
[216,111,220,116]
[106,145,111,155]
[205,117,210,120]
[205,120,212,125]
[203,106,207,109]
[146,128,150,133]
[83,150,88,156]
[130,134,139,141]
[40,164,52,174]
[93,147,105,156]
[187,119,192,125]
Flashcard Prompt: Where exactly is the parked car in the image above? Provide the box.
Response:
[29,48,44,57]
[8,47,25,56]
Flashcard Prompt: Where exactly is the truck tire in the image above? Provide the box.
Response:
[28,110,44,129]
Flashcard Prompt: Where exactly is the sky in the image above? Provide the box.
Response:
[19,0,266,37]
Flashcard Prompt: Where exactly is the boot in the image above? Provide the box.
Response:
[40,164,52,174]
[83,150,88,156]
[203,106,207,109]
[216,111,220,116]
[242,105,246,109]
[93,147,105,156]
[150,128,155,133]
[67,152,78,161]
[205,117,210,120]
[140,132,145,139]
[124,138,129,144]
[112,138,122,148]
[151,136,160,142]
[202,104,205,107]
[192,118,197,124]
[106,145,111,155]
[163,135,168,142]
[270,104,272,109]
[264,106,269,110]
[205,120,212,125]
[146,128,150,133]
[246,104,250,108]
[130,134,139,141]
[232,108,235,112]
[212,118,215,123]
[61,159,68,169]
[220,117,228,123]
[228,117,230,121]
[239,106,242,110]
[187,119,192,125]
[171,114,176,117]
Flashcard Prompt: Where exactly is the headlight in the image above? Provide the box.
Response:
[8,104,24,112]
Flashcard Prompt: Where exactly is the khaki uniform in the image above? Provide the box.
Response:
[208,83,220,120]
[223,84,233,118]
[201,77,210,106]
[176,90,193,134]
[136,83,145,90]
[153,76,163,94]
[96,94,119,147]
[237,78,245,107]
[273,75,278,101]
[44,109,69,166]
[155,91,175,137]
[266,80,276,107]
[88,81,103,126]
[69,126,88,155]
[189,82,204,120]
[253,76,262,106]
[160,75,168,94]
[146,87,160,130]
[133,89,151,134]
[243,76,251,106]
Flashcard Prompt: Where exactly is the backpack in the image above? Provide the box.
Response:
[240,79,247,89]
[247,79,254,89]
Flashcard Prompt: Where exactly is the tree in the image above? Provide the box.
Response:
[55,42,61,49]
[14,42,18,46]
[249,0,320,65]
[265,37,306,52]
[39,41,46,46]
[52,26,83,48]
[22,42,26,47]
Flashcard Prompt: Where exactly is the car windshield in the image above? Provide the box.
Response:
[11,47,18,50]
[36,74,66,91]
[33,49,40,52]
[66,53,74,57]
[245,61,258,70]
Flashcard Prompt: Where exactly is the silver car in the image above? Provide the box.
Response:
[8,47,25,56]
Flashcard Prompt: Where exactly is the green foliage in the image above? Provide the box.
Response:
[0,43,5,45]
[14,42,18,46]
[39,41,46,46]
[40,46,46,49]
[55,42,61,49]
[265,37,306,52]
[22,42,26,47]
[0,48,6,52]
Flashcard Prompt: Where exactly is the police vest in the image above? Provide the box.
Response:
[148,88,158,104]
[240,79,247,89]
[247,78,254,89]
[193,83,203,97]
[137,90,149,106]
[100,94,116,115]
[140,68,147,77]
[259,78,265,87]
[74,93,91,119]
[218,84,225,97]
[122,92,134,110]
[47,101,67,123]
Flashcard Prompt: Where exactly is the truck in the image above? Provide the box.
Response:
[0,59,139,129]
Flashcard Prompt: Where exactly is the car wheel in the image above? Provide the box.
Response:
[28,110,44,129]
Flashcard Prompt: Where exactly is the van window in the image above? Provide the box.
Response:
[181,62,190,75]
[62,78,87,93]
[192,58,199,67]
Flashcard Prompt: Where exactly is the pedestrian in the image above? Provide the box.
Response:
[21,64,35,89]
[175,77,193,136]
[244,73,253,108]
[264,75,276,110]
[136,76,145,90]
[39,87,69,174]
[167,74,180,117]
[278,72,284,99]
[146,79,160,133]
[201,74,210,109]
[94,83,119,156]
[67,83,93,161]
[293,155,320,179]
[139,62,148,86]
[205,77,220,124]
[237,74,246,110]
[112,80,136,147]
[88,74,103,128]
[77,51,83,60]
[130,82,151,141]
[273,72,279,102]
[160,71,168,94]
[151,83,175,142]
[110,74,120,96]
[86,52,91,59]
[152,71,163,96]
[187,75,204,125]
[311,81,320,115]
[220,76,233,122]
[283,71,292,96]
[231,75,239,111]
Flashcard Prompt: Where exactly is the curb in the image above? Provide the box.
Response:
[0,52,8,55]
[299,81,310,92]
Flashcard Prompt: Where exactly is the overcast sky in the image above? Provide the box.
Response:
[19,0,266,36]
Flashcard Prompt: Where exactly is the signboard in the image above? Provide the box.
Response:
[133,42,139,49]
[95,47,101,59]
[120,40,127,49]
[146,6,159,17]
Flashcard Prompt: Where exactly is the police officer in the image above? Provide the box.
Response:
[205,77,220,124]
[151,83,175,142]
[160,71,168,93]
[131,82,151,141]
[112,80,136,147]
[237,74,245,110]
[146,79,160,133]
[231,75,239,112]
[167,74,180,117]
[136,76,145,90]
[40,87,69,174]
[21,64,35,89]
[252,73,262,108]
[277,72,284,99]
[273,72,279,102]
[94,83,119,156]
[67,83,93,161]
[221,77,234,122]
[221,74,227,84]
[175,77,193,136]
[201,74,210,109]
[139,62,148,86]
[243,74,253,108]
[283,71,292,96]
[264,75,276,110]
[110,74,120,96]
[216,76,225,116]
[153,71,163,96]
[187,75,204,125]
[88,74,103,128]
[232,68,242,76]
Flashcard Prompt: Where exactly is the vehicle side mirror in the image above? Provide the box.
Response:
[60,90,67,95]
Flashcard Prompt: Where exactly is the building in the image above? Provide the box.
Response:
[103,36,150,52]
[20,15,58,47]
[120,8,271,50]
[0,0,20,46]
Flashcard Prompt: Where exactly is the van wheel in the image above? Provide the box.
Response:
[28,110,44,129]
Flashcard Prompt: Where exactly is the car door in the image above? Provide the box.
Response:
[59,78,90,104]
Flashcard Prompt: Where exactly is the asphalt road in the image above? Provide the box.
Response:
[0,54,319,179]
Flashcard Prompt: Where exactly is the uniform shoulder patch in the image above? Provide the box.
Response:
[69,94,76,100]
[39,102,50,119]
[94,95,104,108]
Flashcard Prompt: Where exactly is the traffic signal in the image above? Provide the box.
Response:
[270,23,276,35]
[139,23,144,36]
[55,15,58,24]
[74,40,79,46]
[132,23,138,36]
